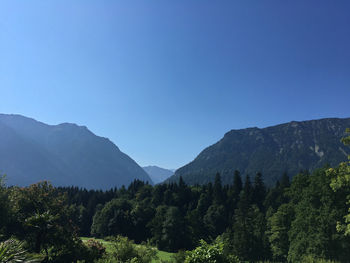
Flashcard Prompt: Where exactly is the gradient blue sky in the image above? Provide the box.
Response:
[1,1,349,169]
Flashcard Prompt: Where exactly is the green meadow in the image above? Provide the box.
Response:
[81,237,174,262]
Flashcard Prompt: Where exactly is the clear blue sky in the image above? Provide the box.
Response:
[1,1,349,169]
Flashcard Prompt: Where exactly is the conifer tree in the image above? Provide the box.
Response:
[243,174,253,205]
[233,170,243,195]
[213,173,224,205]
[227,170,243,220]
[252,172,266,212]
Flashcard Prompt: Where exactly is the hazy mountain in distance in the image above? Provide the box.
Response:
[0,114,153,189]
[143,165,174,184]
[167,117,350,186]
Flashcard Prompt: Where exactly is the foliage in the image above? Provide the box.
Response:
[7,181,92,262]
[2,153,350,262]
[203,204,227,238]
[0,239,40,263]
[84,239,106,262]
[99,235,157,263]
[63,167,350,261]
[276,169,350,262]
[326,128,350,236]
[300,255,340,263]
[0,175,9,240]
[91,198,133,238]
[149,205,191,252]
[266,204,294,261]
[184,239,239,263]
[170,250,187,263]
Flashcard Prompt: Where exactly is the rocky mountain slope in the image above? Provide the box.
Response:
[167,118,350,186]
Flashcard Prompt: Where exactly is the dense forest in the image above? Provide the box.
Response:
[0,130,350,262]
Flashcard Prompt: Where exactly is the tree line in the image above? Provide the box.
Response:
[0,131,349,262]
[54,167,348,262]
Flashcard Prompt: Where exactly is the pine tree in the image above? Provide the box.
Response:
[243,174,253,205]
[252,172,266,212]
[213,173,224,205]
[233,170,243,195]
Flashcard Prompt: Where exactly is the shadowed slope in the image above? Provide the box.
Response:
[0,114,152,189]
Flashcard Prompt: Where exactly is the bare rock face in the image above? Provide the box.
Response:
[167,117,350,186]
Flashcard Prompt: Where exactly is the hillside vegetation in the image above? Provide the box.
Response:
[0,129,349,262]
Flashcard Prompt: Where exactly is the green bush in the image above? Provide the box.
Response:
[171,250,186,263]
[184,240,240,263]
[0,239,40,263]
[84,239,106,263]
[300,255,339,263]
[97,235,157,263]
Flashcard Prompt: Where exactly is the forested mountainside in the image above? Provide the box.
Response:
[1,118,349,262]
[0,114,152,189]
[3,165,349,262]
[168,118,350,186]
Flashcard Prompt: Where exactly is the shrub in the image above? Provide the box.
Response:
[301,255,339,263]
[0,238,40,263]
[102,235,157,263]
[171,250,186,263]
[84,239,106,263]
[184,239,240,263]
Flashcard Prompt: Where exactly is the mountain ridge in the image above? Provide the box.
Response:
[0,114,153,189]
[167,117,350,186]
[142,165,174,184]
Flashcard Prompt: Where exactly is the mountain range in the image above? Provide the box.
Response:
[143,166,174,184]
[167,117,350,186]
[0,114,152,189]
[2,114,349,189]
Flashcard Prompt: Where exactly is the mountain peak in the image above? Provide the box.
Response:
[167,117,350,186]
[0,113,152,189]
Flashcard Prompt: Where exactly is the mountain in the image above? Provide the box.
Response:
[167,117,350,186]
[143,166,174,184]
[0,114,153,189]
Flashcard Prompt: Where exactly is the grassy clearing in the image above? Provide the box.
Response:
[81,237,114,253]
[154,249,173,262]
[81,237,174,262]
